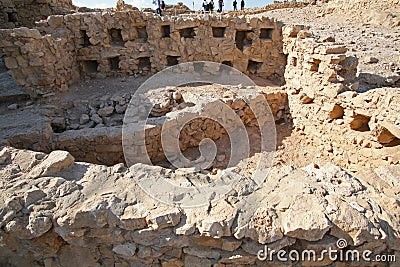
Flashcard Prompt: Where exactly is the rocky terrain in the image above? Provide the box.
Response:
[0,0,399,266]
[0,147,399,266]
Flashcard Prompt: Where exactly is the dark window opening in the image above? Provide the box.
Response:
[291,57,297,67]
[310,59,321,72]
[109,57,120,71]
[247,60,262,74]
[85,60,99,73]
[260,28,273,40]
[161,25,171,38]
[7,12,18,23]
[137,27,148,41]
[179,27,196,38]
[212,27,226,38]
[167,56,179,66]
[222,61,233,67]
[109,28,123,45]
[80,30,91,47]
[235,30,253,51]
[138,57,151,69]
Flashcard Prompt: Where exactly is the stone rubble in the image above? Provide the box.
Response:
[0,146,399,266]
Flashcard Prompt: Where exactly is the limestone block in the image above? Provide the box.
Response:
[28,150,75,178]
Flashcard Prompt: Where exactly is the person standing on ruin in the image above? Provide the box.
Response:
[233,0,238,10]
[218,0,224,13]
[209,0,215,12]
[203,0,209,12]
[241,0,245,10]
[154,0,162,15]
[161,0,166,11]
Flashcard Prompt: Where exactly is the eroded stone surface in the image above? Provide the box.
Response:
[0,147,399,266]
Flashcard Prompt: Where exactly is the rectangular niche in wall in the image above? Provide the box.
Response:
[310,59,321,72]
[179,27,196,39]
[222,61,233,67]
[109,28,124,45]
[247,60,262,74]
[138,57,151,69]
[260,28,273,40]
[80,30,91,47]
[167,56,179,66]
[212,27,226,38]
[109,57,120,71]
[85,60,99,73]
[7,12,18,23]
[291,57,297,67]
[137,27,148,41]
[235,30,253,51]
[161,25,171,38]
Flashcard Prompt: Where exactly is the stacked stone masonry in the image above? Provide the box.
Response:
[0,11,287,96]
[0,0,75,29]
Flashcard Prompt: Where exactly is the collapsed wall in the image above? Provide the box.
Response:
[0,147,399,266]
[0,11,286,96]
[0,0,75,29]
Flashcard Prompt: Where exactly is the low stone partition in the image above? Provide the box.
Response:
[52,88,288,166]
[54,126,124,166]
[0,147,399,266]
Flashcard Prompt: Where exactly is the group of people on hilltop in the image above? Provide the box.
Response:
[233,0,245,10]
[202,0,215,12]
[202,0,245,13]
[202,0,224,13]
[153,0,166,16]
[155,0,245,15]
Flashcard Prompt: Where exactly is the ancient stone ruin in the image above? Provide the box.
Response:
[0,0,399,266]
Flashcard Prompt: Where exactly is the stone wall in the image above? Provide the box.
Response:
[281,25,400,173]
[0,11,286,96]
[0,0,75,29]
[53,89,288,166]
[282,25,358,99]
[0,27,78,96]
[0,84,288,166]
[288,86,400,173]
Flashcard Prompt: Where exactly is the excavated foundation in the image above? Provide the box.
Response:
[0,5,400,267]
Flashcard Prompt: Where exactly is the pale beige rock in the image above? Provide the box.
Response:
[28,150,74,178]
